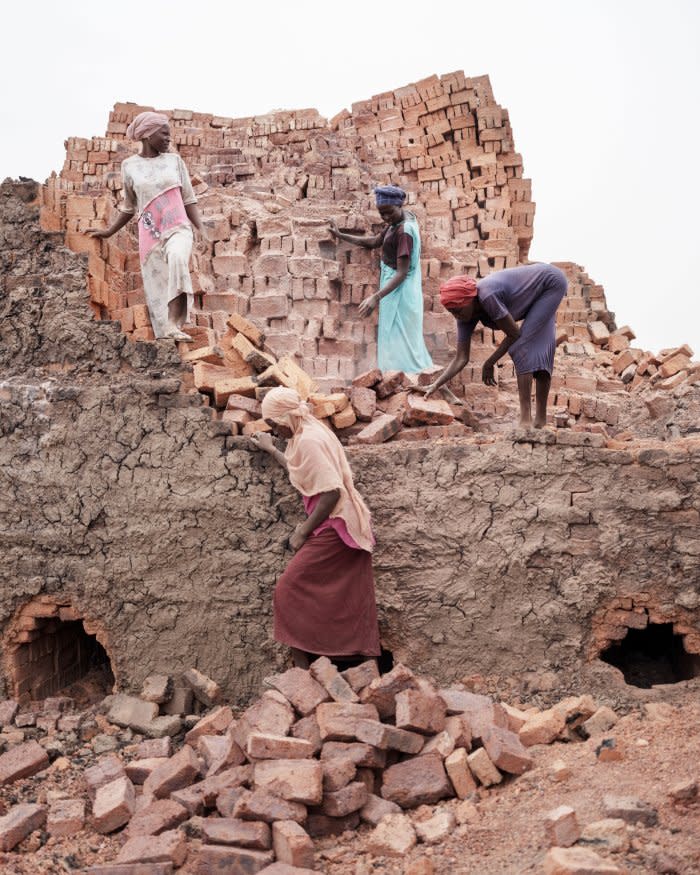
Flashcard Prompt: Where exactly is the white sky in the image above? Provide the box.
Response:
[2,0,699,355]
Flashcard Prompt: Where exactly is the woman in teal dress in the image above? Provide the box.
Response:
[329,185,433,373]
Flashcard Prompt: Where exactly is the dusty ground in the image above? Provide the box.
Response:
[0,680,698,875]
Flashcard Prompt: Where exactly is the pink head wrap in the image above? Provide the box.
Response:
[261,387,312,428]
[126,111,170,141]
[439,275,478,310]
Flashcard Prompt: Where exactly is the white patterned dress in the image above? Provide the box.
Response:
[119,153,197,338]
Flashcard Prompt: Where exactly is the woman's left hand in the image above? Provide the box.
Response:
[358,294,379,318]
[482,363,497,386]
[288,524,308,552]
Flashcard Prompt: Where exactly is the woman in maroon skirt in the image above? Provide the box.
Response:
[250,387,381,669]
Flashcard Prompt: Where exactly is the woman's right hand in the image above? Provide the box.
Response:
[85,228,110,239]
[422,381,440,399]
[328,219,340,238]
[249,431,275,453]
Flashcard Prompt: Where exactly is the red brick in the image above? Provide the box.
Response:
[271,821,314,869]
[225,393,263,416]
[227,312,264,347]
[169,765,253,815]
[352,369,382,389]
[419,729,455,759]
[466,748,502,787]
[184,706,233,745]
[482,725,533,775]
[306,811,360,837]
[201,818,272,849]
[253,759,323,805]
[93,776,136,833]
[381,753,453,808]
[84,756,125,801]
[264,668,330,717]
[192,845,274,873]
[309,656,358,703]
[404,393,454,426]
[321,780,368,816]
[367,812,417,856]
[125,757,169,785]
[0,740,49,784]
[359,664,419,718]
[544,805,580,848]
[349,386,376,421]
[321,755,356,792]
[542,846,624,874]
[143,744,200,799]
[395,689,446,735]
[137,738,172,759]
[47,797,85,837]
[340,661,379,693]
[249,295,289,320]
[0,803,46,851]
[359,793,402,826]
[232,694,296,751]
[216,787,247,817]
[354,413,401,445]
[376,371,407,398]
[116,830,187,867]
[247,733,314,760]
[290,715,322,756]
[233,788,307,824]
[258,864,317,875]
[0,700,19,727]
[444,747,477,798]
[354,718,425,754]
[125,799,188,837]
[83,865,173,875]
[444,715,472,750]
[315,702,379,741]
[519,707,567,746]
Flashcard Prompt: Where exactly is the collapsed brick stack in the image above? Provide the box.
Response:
[0,661,615,873]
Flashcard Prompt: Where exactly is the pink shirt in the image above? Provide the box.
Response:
[302,494,375,551]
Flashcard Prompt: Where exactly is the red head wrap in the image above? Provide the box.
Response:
[439,275,478,310]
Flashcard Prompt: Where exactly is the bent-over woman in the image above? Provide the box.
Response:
[250,387,381,669]
[329,185,433,373]
[87,111,205,341]
[425,263,567,427]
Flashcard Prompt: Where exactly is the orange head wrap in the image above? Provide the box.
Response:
[439,275,478,310]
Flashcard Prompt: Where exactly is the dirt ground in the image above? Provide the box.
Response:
[1,679,698,875]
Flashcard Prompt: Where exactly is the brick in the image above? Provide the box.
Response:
[216,787,248,817]
[414,808,456,844]
[93,776,136,833]
[543,846,625,874]
[305,811,359,837]
[107,695,159,732]
[321,754,356,792]
[226,313,264,347]
[602,795,658,826]
[243,420,272,436]
[290,715,322,756]
[340,660,379,693]
[171,765,253,815]
[250,295,289,320]
[482,725,533,775]
[202,818,272,849]
[579,819,630,853]
[360,664,419,718]
[367,812,417,856]
[191,845,274,873]
[444,715,472,750]
[321,780,368,816]
[404,394,454,426]
[162,687,194,716]
[265,668,330,717]
[320,741,386,769]
[354,413,401,444]
[0,700,19,727]
[247,733,314,760]
[117,830,187,867]
[419,729,455,759]
[83,865,173,875]
[0,740,49,784]
[253,759,322,805]
[125,757,169,785]
[309,392,349,414]
[214,376,258,407]
[545,805,580,847]
[587,321,610,345]
[141,675,172,704]
[359,792,402,826]
[183,345,225,366]
[272,821,314,868]
[309,656,358,703]
[184,705,234,745]
[232,694,296,750]
[466,748,502,787]
[445,747,477,798]
[315,702,379,741]
[258,866,317,875]
[519,707,566,746]
[125,799,188,837]
[143,744,200,799]
[349,386,376,421]
[47,797,85,837]
[331,405,357,429]
[352,368,382,389]
[0,803,47,851]
[658,352,691,378]
[395,689,446,735]
[375,370,407,398]
[85,754,126,799]
[225,393,263,416]
[381,753,452,808]
[354,718,424,754]
[233,788,307,824]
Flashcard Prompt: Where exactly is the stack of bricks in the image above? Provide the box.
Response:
[0,660,608,870]
[39,72,535,383]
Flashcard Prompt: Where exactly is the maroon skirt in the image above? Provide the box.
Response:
[274,528,381,658]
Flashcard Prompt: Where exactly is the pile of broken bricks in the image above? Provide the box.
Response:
[0,657,666,874]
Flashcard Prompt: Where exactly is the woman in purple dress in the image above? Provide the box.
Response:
[424,263,567,427]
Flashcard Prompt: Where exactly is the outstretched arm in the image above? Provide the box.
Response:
[423,340,471,398]
[85,210,132,239]
[328,219,383,249]
[482,314,521,385]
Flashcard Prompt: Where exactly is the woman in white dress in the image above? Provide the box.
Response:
[87,111,205,341]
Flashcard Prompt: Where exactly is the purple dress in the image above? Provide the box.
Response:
[457,263,567,375]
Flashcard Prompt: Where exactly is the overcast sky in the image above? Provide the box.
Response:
[2,0,698,355]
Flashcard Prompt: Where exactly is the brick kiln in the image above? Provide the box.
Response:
[1,70,700,709]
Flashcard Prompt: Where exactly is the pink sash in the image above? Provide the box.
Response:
[138,186,189,264]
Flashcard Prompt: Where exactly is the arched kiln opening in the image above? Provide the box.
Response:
[5,599,115,703]
[601,622,700,688]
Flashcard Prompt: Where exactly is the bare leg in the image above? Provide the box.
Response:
[290,647,310,669]
[516,373,533,427]
[168,293,187,329]
[533,370,551,428]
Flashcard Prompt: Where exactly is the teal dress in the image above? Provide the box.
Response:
[377,212,433,373]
